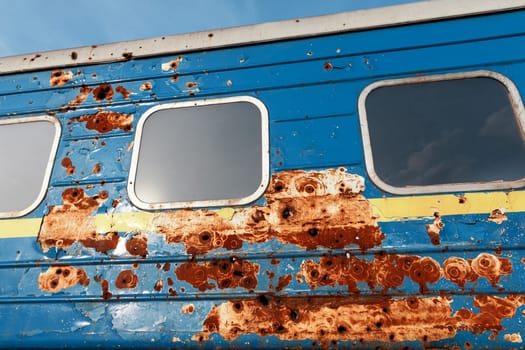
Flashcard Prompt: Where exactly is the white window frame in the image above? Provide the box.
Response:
[128,96,270,210]
[0,115,61,218]
[358,70,525,195]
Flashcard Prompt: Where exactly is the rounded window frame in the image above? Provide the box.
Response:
[0,115,61,218]
[358,70,525,195]
[128,95,270,210]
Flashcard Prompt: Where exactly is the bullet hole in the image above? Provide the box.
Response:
[71,51,78,60]
[458,196,467,204]
[389,334,395,341]
[274,182,284,192]
[290,309,299,321]
[251,210,265,223]
[337,325,347,333]
[233,270,243,277]
[208,33,214,38]
[281,207,293,219]
[122,52,133,60]
[199,231,211,242]
[220,279,231,288]
[233,302,243,311]
[423,335,428,342]
[310,269,319,279]
[92,84,114,102]
[257,294,270,306]
[319,329,326,336]
[276,325,285,332]
[376,321,382,328]
[308,228,319,237]
[55,269,62,275]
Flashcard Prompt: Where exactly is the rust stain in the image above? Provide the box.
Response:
[92,163,101,174]
[504,333,523,343]
[426,213,443,245]
[68,110,133,133]
[299,252,510,293]
[38,266,89,292]
[50,69,73,87]
[125,235,148,258]
[115,270,138,289]
[186,81,197,89]
[61,157,76,176]
[94,275,112,300]
[324,62,333,71]
[161,56,183,71]
[488,208,508,224]
[154,279,163,292]
[276,274,292,291]
[470,253,512,286]
[140,82,152,91]
[38,188,110,252]
[155,168,384,254]
[175,257,259,291]
[68,85,93,105]
[115,85,131,99]
[182,304,195,314]
[92,84,114,102]
[197,294,525,344]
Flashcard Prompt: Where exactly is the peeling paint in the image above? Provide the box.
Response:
[38,266,89,292]
[504,333,523,343]
[68,85,93,105]
[155,168,384,254]
[49,69,73,86]
[68,110,133,133]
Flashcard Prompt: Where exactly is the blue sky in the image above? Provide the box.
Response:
[0,0,418,57]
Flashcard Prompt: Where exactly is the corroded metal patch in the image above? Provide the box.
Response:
[175,257,259,291]
[155,168,384,254]
[38,188,111,252]
[68,110,133,133]
[299,252,511,293]
[49,69,73,87]
[196,294,525,344]
[38,265,89,292]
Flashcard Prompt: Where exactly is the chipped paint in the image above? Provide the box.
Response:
[61,157,76,176]
[140,82,152,91]
[181,304,195,314]
[155,168,384,254]
[504,333,523,343]
[175,257,259,291]
[426,212,443,245]
[68,110,133,133]
[488,208,508,224]
[68,85,93,105]
[161,56,183,71]
[38,266,89,292]
[49,69,73,86]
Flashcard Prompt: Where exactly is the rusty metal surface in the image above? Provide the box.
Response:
[0,6,524,350]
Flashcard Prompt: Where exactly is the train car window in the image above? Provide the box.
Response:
[359,70,525,194]
[128,96,269,210]
[0,116,61,218]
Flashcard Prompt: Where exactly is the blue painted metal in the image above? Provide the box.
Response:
[0,7,524,349]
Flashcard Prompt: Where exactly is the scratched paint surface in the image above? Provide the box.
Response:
[0,8,524,350]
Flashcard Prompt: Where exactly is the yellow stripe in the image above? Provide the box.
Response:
[0,217,42,238]
[1,191,524,239]
[369,191,525,221]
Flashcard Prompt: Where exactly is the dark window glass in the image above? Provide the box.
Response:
[133,101,264,204]
[364,77,525,188]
